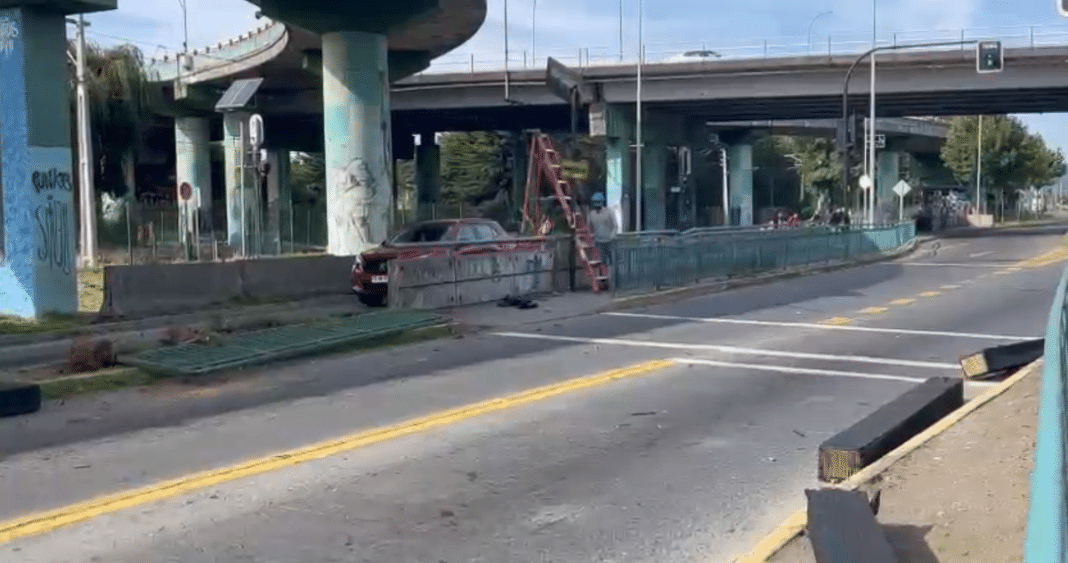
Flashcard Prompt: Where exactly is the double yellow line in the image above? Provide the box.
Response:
[1015,246,1068,269]
[0,360,677,545]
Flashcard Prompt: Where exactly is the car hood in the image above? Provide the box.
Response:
[360,244,450,261]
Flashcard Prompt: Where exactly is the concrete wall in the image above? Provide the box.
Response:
[388,246,560,309]
[100,255,357,318]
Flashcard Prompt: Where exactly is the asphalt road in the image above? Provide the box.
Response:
[0,227,1064,563]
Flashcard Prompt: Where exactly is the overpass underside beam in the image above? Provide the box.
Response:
[322,30,393,256]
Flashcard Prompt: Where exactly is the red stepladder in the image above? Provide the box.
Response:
[521,132,610,292]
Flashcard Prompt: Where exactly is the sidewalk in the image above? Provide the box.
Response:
[767,365,1040,563]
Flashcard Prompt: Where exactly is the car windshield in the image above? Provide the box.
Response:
[389,223,452,244]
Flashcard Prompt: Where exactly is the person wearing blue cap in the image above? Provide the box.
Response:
[588,192,617,265]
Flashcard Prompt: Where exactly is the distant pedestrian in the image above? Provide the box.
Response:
[587,192,618,265]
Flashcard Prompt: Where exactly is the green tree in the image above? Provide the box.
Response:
[439,131,508,206]
[289,152,325,204]
[940,115,1066,204]
[69,41,152,198]
[774,136,865,214]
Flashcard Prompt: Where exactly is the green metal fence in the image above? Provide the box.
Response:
[1023,266,1067,563]
[609,223,916,294]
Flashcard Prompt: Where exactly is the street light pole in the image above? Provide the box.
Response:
[73,15,97,267]
[635,0,643,231]
[807,11,832,53]
[839,39,977,211]
[867,0,876,225]
[531,0,536,63]
[619,0,624,60]
[976,114,983,215]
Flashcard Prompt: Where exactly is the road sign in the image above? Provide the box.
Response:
[178,182,192,201]
[874,134,886,149]
[560,159,589,181]
[248,114,265,151]
[892,180,912,197]
[588,103,606,137]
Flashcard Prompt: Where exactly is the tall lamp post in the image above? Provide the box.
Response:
[866,0,877,225]
[807,11,832,53]
[634,0,644,231]
[70,15,96,267]
[531,0,537,63]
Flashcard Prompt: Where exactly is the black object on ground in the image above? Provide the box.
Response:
[959,338,1043,379]
[806,488,897,563]
[0,381,43,417]
[818,377,963,483]
[497,295,538,309]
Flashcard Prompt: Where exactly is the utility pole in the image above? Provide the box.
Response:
[73,15,97,267]
[634,0,643,231]
[976,114,983,215]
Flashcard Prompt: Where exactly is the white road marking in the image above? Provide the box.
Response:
[671,358,925,383]
[602,312,1036,342]
[969,251,995,258]
[897,262,1007,268]
[493,332,961,370]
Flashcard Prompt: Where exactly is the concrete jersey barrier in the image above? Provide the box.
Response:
[100,255,358,318]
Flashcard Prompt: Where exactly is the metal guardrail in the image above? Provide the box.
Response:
[609,223,915,294]
[1023,266,1068,563]
[423,23,1068,74]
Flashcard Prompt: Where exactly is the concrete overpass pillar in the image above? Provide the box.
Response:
[604,104,633,231]
[728,144,754,226]
[641,143,668,230]
[174,116,212,247]
[222,111,256,254]
[415,133,439,220]
[509,131,527,226]
[322,30,392,255]
[265,150,290,254]
[0,7,79,318]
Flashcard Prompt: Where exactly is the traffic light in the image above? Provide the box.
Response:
[1060,0,1068,17]
[976,41,1003,74]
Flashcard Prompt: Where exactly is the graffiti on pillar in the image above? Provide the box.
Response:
[522,253,544,294]
[332,157,385,251]
[0,17,18,59]
[32,168,74,275]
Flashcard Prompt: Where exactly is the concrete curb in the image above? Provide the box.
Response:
[601,239,921,314]
[731,359,1042,563]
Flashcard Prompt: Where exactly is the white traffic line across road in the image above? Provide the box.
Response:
[671,358,927,383]
[492,332,961,370]
[603,312,1037,341]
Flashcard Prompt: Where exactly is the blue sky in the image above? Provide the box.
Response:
[84,0,1068,154]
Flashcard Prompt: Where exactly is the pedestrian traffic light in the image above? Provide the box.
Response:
[976,41,1003,74]
[1059,0,1068,18]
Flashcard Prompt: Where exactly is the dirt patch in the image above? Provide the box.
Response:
[769,369,1039,563]
[78,266,104,314]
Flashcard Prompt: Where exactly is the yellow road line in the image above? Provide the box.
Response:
[819,317,852,326]
[732,509,807,563]
[919,291,941,297]
[859,306,889,315]
[0,360,677,545]
[888,298,915,306]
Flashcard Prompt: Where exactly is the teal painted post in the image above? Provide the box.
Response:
[222,111,252,253]
[322,30,392,255]
[174,116,212,247]
[642,142,667,230]
[415,135,439,221]
[728,144,754,226]
[877,151,901,224]
[0,8,77,318]
[264,149,289,254]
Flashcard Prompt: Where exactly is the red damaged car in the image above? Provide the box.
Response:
[351,218,522,307]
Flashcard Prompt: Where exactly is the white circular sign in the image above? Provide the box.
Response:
[248,114,265,151]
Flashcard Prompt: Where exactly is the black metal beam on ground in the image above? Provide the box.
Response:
[818,377,963,483]
[806,488,898,563]
[0,381,42,418]
[959,338,1044,379]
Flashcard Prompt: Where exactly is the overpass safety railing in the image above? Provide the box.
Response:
[609,223,916,295]
[420,23,1068,75]
[1023,266,1068,563]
